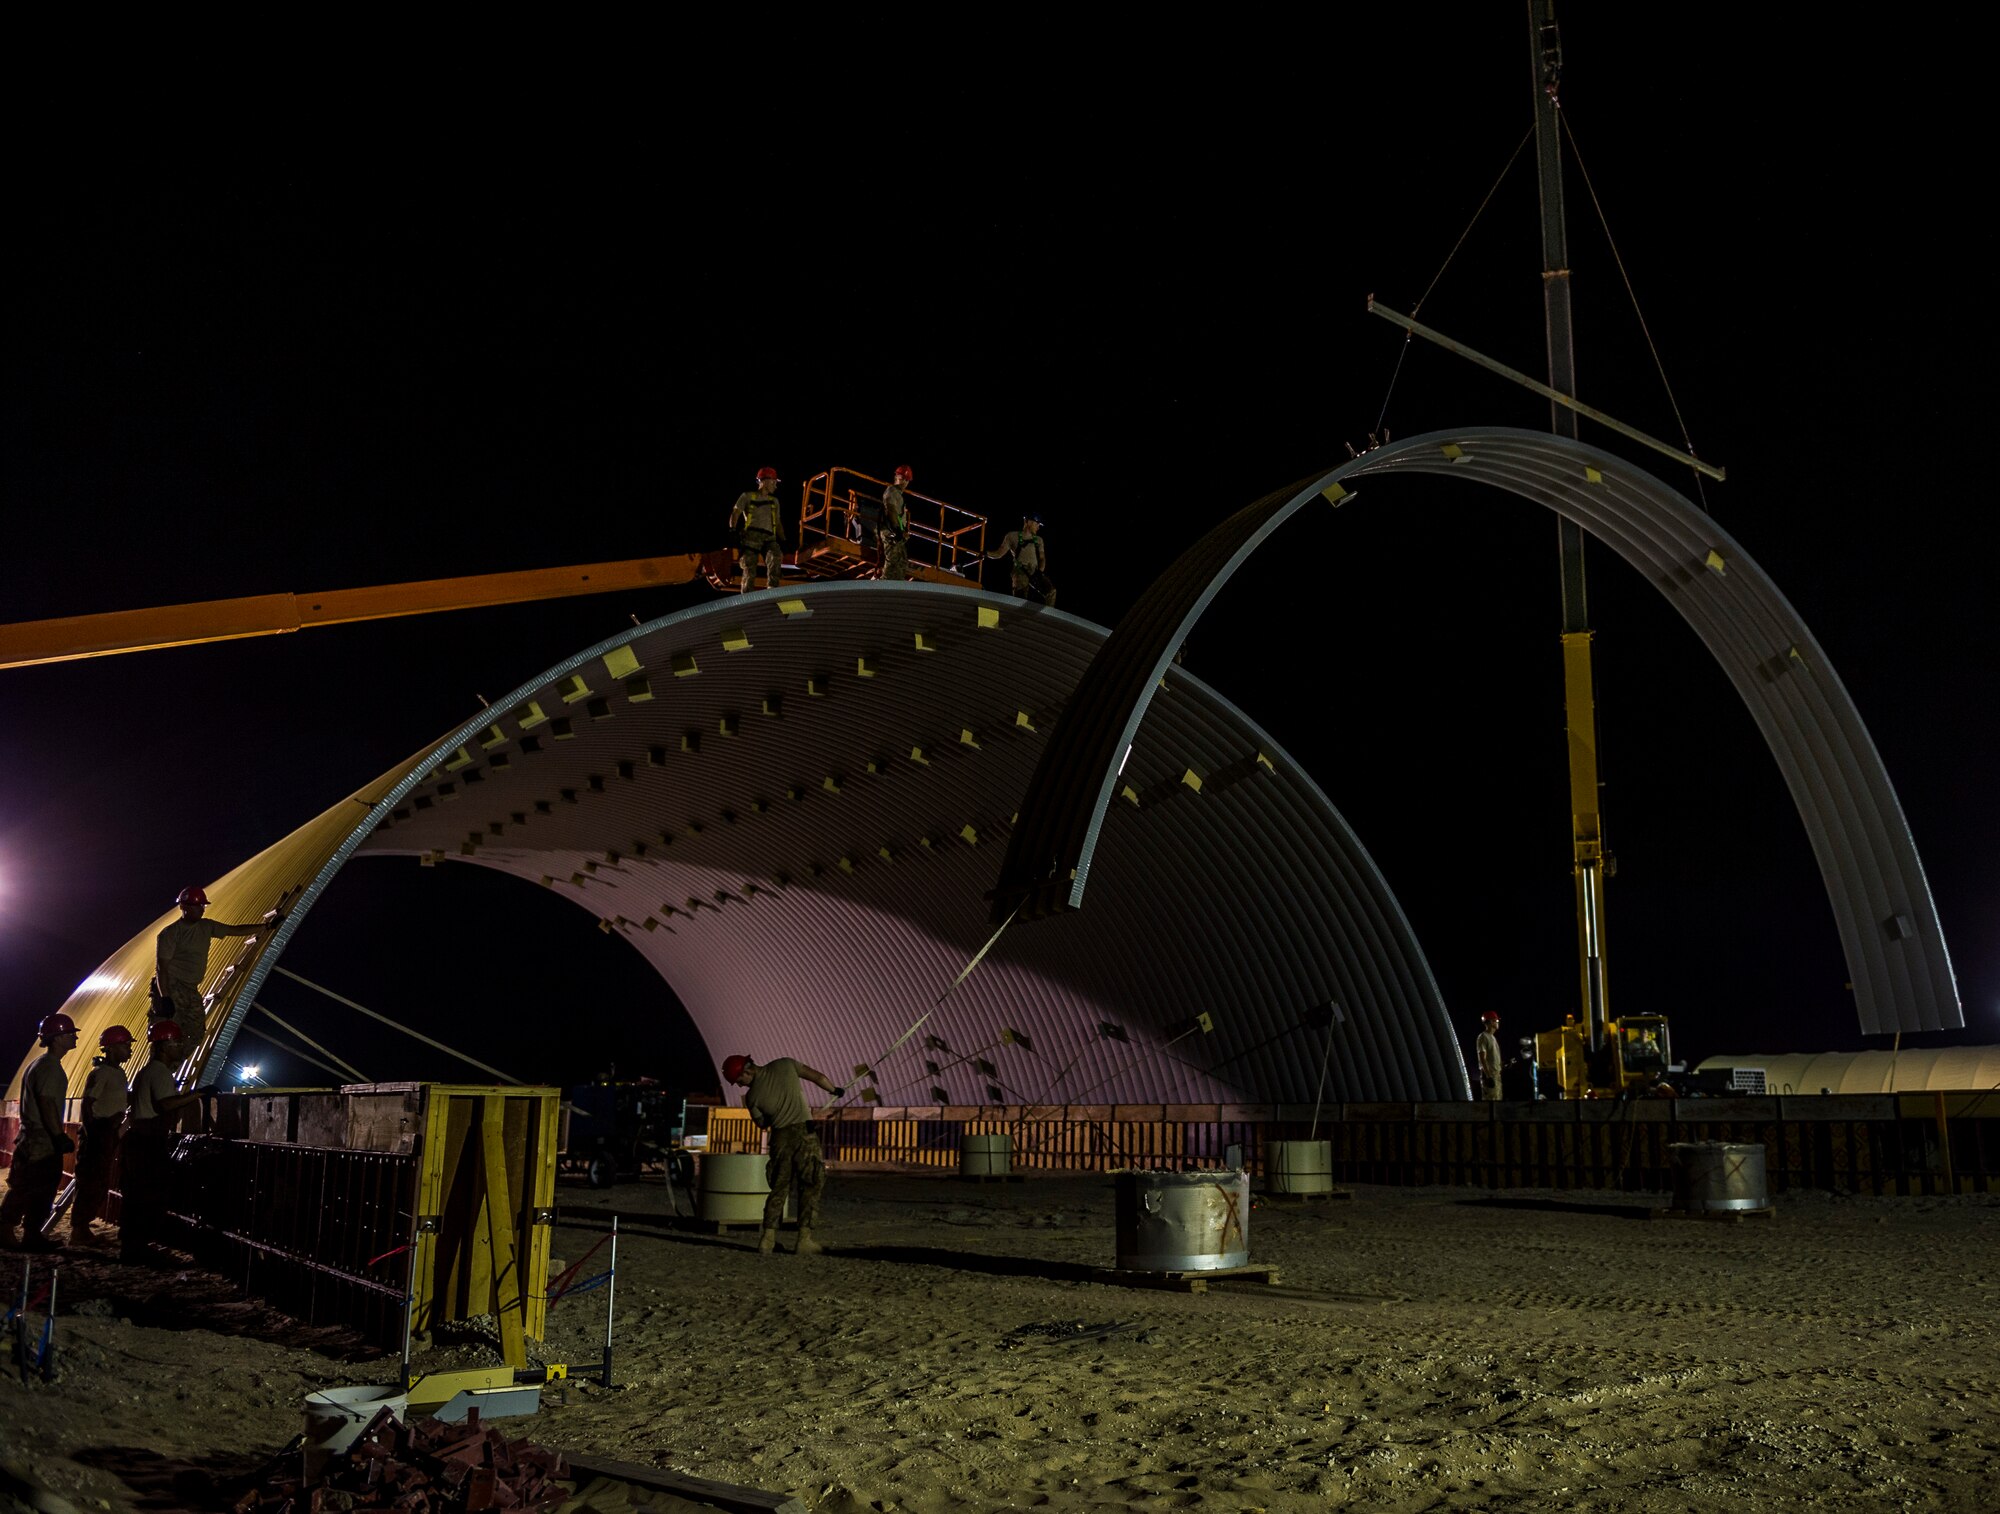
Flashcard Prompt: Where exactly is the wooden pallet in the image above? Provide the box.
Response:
[1085,1263,1281,1294]
[1648,1205,1777,1223]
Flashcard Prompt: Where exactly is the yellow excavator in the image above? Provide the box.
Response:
[0,466,989,670]
[1531,1013,1674,1099]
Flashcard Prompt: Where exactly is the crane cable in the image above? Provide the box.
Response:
[1371,124,1536,443]
[1557,109,1715,509]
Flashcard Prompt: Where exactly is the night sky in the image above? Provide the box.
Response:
[4,11,1993,1099]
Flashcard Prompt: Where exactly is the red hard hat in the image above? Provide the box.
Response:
[755,467,779,482]
[1482,1011,1501,1023]
[177,886,209,907]
[893,465,914,482]
[38,1012,78,1039]
[100,1025,135,1047]
[721,1054,750,1083]
[148,1020,185,1044]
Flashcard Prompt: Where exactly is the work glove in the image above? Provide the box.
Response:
[830,1086,847,1098]
[53,1133,76,1155]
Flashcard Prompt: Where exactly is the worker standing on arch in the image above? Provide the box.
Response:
[154,886,282,1050]
[881,465,914,581]
[729,467,786,593]
[988,513,1054,605]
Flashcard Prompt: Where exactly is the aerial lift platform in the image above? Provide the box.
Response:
[0,466,990,669]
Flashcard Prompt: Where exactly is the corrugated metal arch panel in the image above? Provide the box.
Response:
[12,581,1466,1105]
[3,752,422,1103]
[1357,432,1959,1035]
[343,584,1465,1102]
[996,427,1959,1037]
[1697,1048,2000,1095]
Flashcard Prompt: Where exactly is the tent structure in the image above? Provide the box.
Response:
[9,582,1469,1108]
[1697,1048,2000,1096]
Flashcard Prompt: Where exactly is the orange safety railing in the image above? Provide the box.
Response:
[797,467,988,580]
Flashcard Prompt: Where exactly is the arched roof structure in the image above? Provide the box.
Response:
[997,428,1961,1037]
[1697,1047,2000,1096]
[11,582,1469,1108]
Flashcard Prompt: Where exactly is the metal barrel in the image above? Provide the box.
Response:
[696,1152,773,1224]
[960,1133,1013,1177]
[1669,1141,1770,1213]
[1267,1140,1333,1194]
[1113,1169,1251,1272]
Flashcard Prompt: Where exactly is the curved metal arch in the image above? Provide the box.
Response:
[14,580,1470,1106]
[995,427,1960,1036]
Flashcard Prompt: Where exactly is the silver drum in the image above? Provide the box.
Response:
[1114,1169,1251,1271]
[1669,1141,1770,1212]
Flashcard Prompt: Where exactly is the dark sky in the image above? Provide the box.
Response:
[4,11,1993,1096]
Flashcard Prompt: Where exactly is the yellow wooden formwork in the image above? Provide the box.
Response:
[368,1083,559,1365]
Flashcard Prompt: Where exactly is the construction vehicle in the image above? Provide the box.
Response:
[561,1076,701,1189]
[1531,1013,1674,1099]
[0,466,991,670]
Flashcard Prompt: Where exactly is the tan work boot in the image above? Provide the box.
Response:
[793,1227,823,1256]
[756,1227,777,1255]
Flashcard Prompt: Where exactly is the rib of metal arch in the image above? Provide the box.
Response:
[996,426,1960,1037]
[134,580,1471,1103]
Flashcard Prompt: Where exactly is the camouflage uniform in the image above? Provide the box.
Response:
[990,527,1055,605]
[881,484,911,581]
[730,488,785,591]
[156,914,239,1047]
[764,1123,825,1233]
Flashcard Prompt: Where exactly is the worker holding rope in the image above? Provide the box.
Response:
[723,1054,845,1257]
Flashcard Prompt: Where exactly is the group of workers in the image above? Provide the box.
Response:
[0,885,277,1256]
[727,466,1056,606]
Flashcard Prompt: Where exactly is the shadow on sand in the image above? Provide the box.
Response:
[70,1440,298,1513]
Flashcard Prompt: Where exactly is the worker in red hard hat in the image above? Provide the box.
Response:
[724,1053,846,1256]
[880,466,914,581]
[728,468,786,594]
[153,885,285,1052]
[1475,1012,1504,1102]
[69,1025,137,1244]
[986,513,1054,605]
[1,1013,81,1252]
[120,1020,201,1264]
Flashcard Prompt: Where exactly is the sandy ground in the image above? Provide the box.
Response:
[2,1168,1996,1512]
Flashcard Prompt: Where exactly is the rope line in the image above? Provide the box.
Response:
[1373,123,1535,438]
[1308,1026,1336,1142]
[544,1230,613,1300]
[273,967,524,1085]
[832,907,1018,1111]
[1558,110,1713,508]
[547,1269,613,1304]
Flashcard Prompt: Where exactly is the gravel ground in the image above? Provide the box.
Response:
[3,1169,1996,1511]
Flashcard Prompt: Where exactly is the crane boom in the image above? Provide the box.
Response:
[0,552,724,670]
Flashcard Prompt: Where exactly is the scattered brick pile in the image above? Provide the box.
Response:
[235,1407,573,1512]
